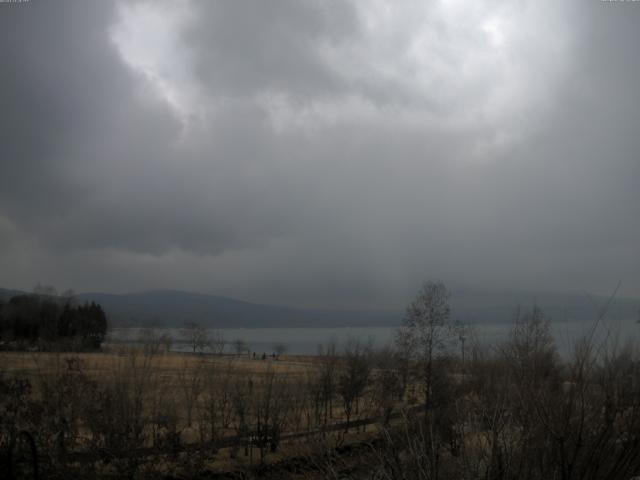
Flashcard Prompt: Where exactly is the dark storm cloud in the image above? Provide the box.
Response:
[0,1,180,244]
[0,0,300,256]
[0,0,638,306]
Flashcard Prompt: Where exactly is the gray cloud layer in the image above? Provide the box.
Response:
[0,0,638,308]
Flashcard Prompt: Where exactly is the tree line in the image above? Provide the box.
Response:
[0,288,108,350]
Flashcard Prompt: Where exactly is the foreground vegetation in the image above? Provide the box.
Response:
[1,282,640,479]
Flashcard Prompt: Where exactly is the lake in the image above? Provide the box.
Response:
[107,315,640,357]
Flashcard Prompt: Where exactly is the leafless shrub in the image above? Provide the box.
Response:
[182,322,210,354]
[198,359,234,443]
[251,368,292,459]
[371,346,405,424]
[233,338,248,357]
[210,329,226,355]
[337,338,372,432]
[137,327,171,355]
[177,357,204,429]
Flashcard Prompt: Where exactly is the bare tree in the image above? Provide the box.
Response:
[182,322,209,354]
[251,368,292,459]
[83,345,162,477]
[316,342,339,426]
[210,329,225,355]
[396,281,455,477]
[337,339,372,432]
[504,305,557,384]
[198,360,234,443]
[372,346,404,424]
[137,328,163,356]
[233,338,248,356]
[177,357,204,428]
[394,330,415,400]
[397,281,454,411]
[231,376,253,458]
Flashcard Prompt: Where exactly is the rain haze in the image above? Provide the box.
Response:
[1,0,639,311]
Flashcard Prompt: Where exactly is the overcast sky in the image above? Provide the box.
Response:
[0,0,638,308]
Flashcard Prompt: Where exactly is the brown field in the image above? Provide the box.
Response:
[0,348,333,437]
[0,349,315,378]
[0,347,401,478]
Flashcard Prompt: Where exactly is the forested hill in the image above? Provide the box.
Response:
[1,288,638,328]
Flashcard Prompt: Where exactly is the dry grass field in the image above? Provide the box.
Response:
[0,346,399,478]
[0,349,315,379]
[0,348,335,435]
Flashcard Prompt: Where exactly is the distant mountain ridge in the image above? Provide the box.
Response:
[75,289,399,328]
[1,287,638,328]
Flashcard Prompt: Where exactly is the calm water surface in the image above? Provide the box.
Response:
[108,316,639,357]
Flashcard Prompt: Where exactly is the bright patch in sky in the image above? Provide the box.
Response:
[106,0,561,162]
[482,17,506,47]
[109,1,197,124]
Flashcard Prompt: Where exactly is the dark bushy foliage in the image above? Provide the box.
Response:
[0,295,107,350]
